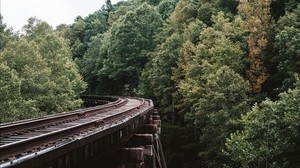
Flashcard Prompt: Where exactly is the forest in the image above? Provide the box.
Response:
[1,0,300,167]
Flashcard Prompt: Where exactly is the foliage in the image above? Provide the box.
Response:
[175,11,247,121]
[0,38,50,122]
[22,17,53,39]
[64,1,115,61]
[0,19,86,122]
[101,3,162,79]
[34,33,86,113]
[197,66,250,167]
[82,3,163,95]
[157,0,180,20]
[238,0,271,92]
[225,78,300,167]
[0,15,14,50]
[1,0,300,167]
[0,62,39,123]
[272,4,300,92]
[140,32,183,116]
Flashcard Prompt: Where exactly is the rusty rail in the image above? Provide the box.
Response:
[0,96,124,135]
[0,96,151,164]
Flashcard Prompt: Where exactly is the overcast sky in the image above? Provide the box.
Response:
[1,0,122,32]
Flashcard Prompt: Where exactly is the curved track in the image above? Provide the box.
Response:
[0,96,153,165]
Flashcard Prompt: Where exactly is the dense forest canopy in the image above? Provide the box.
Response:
[1,0,300,167]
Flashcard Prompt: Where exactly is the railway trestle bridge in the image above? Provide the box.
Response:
[0,96,166,168]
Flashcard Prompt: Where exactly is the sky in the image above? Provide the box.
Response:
[0,0,122,32]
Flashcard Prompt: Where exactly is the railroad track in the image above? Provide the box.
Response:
[0,96,152,166]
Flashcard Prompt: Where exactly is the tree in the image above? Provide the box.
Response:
[172,40,198,116]
[271,4,300,92]
[0,38,51,120]
[277,77,300,166]
[225,78,300,167]
[0,15,14,50]
[140,0,203,117]
[81,35,104,94]
[182,66,250,167]
[0,63,39,123]
[171,11,248,167]
[274,27,300,89]
[197,2,219,26]
[22,17,53,39]
[34,32,86,113]
[99,3,162,94]
[285,0,300,12]
[140,32,183,117]
[107,1,133,26]
[174,12,246,103]
[238,0,271,92]
[0,19,86,122]
[157,0,180,20]
[194,12,247,75]
[69,17,87,59]
[225,101,291,167]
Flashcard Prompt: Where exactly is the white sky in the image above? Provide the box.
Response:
[1,0,122,32]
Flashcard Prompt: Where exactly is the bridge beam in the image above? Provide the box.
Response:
[103,109,166,168]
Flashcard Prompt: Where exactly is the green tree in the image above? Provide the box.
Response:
[69,17,87,59]
[81,35,104,93]
[140,0,201,117]
[274,27,300,89]
[225,101,291,168]
[168,0,198,31]
[0,38,51,119]
[184,66,250,167]
[175,12,246,107]
[277,78,300,166]
[172,11,248,167]
[140,32,183,116]
[157,0,179,20]
[197,2,219,26]
[23,18,86,109]
[172,40,198,115]
[0,15,14,50]
[22,17,53,39]
[285,0,300,12]
[107,1,134,25]
[271,4,300,92]
[34,32,86,113]
[0,62,39,123]
[0,19,86,122]
[225,78,300,167]
[99,3,162,94]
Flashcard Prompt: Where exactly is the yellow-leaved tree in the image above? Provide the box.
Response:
[238,0,271,92]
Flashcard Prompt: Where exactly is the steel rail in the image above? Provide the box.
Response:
[0,97,148,162]
[0,96,118,127]
[0,96,125,135]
